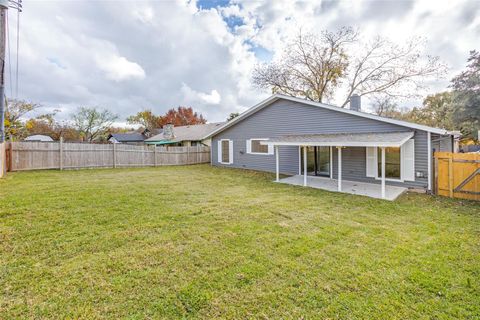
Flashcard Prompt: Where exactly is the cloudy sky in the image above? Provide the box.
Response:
[6,0,480,123]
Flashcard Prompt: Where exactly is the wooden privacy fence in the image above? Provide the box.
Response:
[5,141,210,172]
[435,152,479,201]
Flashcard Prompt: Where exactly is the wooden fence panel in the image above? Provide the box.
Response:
[6,142,210,172]
[435,152,479,201]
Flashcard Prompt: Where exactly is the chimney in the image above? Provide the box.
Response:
[163,123,174,140]
[349,94,361,112]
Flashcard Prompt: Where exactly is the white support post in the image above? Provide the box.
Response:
[303,146,307,186]
[275,145,279,182]
[381,147,386,199]
[329,146,333,179]
[298,146,302,175]
[337,147,342,191]
[59,137,64,170]
[427,131,432,192]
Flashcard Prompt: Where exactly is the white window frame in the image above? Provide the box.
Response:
[246,138,274,155]
[366,140,415,183]
[373,146,403,182]
[218,139,233,164]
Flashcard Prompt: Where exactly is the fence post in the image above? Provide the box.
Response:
[448,155,453,198]
[434,153,438,195]
[187,146,190,165]
[7,142,12,172]
[113,143,117,168]
[154,146,157,167]
[59,137,64,170]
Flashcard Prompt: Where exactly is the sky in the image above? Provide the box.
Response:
[6,0,480,124]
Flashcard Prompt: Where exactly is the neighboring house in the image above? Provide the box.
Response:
[206,94,457,200]
[145,122,225,147]
[24,135,54,142]
[108,133,147,145]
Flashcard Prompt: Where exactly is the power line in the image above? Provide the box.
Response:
[14,3,18,98]
[6,9,11,97]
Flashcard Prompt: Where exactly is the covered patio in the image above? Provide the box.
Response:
[263,131,414,200]
[278,175,407,201]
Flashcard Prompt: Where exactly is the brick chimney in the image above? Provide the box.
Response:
[163,124,174,140]
[349,94,361,112]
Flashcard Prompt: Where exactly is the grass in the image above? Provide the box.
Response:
[0,165,479,319]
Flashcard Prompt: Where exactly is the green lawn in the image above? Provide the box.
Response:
[1,165,479,319]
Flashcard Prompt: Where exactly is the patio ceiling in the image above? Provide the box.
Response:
[262,131,414,147]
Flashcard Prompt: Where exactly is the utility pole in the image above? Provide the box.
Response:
[0,0,7,144]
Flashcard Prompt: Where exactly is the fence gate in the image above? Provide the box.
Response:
[435,152,480,201]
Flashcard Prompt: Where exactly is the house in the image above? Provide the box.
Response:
[108,132,147,145]
[24,135,54,142]
[145,122,225,147]
[206,94,457,200]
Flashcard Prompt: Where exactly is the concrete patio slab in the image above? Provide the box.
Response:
[278,175,407,201]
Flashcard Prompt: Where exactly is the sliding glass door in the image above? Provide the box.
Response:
[300,146,331,177]
[317,146,330,176]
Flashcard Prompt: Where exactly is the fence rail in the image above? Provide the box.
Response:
[435,151,479,201]
[5,141,210,172]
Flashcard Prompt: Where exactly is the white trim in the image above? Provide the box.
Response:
[207,94,449,138]
[218,139,233,164]
[247,138,273,155]
[401,139,415,181]
[366,147,376,178]
[427,131,432,191]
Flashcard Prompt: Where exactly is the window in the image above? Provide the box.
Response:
[366,140,415,182]
[246,139,273,155]
[218,139,233,164]
[377,147,401,179]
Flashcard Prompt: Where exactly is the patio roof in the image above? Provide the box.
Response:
[262,131,414,147]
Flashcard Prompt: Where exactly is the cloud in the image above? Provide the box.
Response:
[181,83,221,105]
[5,0,479,124]
[95,54,146,82]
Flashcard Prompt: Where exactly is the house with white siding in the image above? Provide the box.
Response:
[206,94,457,200]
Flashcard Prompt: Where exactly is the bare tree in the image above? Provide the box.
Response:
[72,107,117,142]
[253,28,447,107]
[253,27,357,102]
[340,36,447,107]
[371,96,401,118]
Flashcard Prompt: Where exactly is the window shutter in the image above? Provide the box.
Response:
[402,139,415,181]
[228,140,233,164]
[366,147,376,177]
[268,143,274,155]
[217,140,222,163]
[246,139,251,154]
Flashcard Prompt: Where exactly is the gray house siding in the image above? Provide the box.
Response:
[212,99,434,189]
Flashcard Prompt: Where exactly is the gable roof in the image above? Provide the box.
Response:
[109,133,146,142]
[207,94,450,138]
[145,122,225,143]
